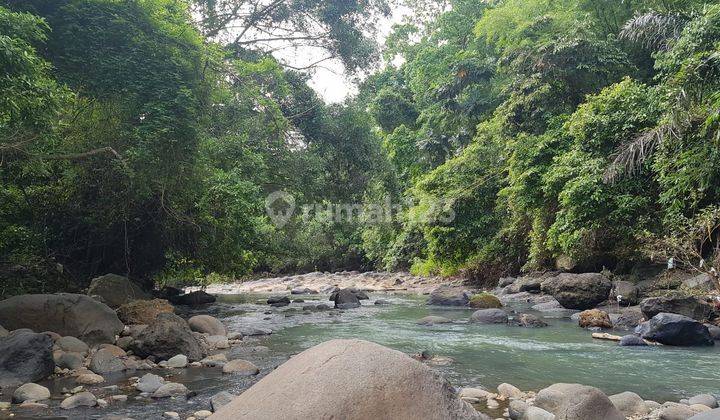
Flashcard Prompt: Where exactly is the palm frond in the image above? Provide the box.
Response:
[619,11,689,51]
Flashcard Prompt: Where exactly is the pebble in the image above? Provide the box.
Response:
[76,373,105,384]
[163,412,179,419]
[193,410,212,418]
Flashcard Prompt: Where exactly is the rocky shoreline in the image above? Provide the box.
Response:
[0,270,719,419]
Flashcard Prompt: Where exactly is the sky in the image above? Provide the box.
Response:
[274,6,412,104]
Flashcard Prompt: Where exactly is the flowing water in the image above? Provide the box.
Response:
[13,292,720,419]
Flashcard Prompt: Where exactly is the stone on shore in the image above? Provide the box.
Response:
[688,394,718,408]
[222,359,259,375]
[56,336,89,355]
[541,273,612,310]
[417,316,452,326]
[468,293,502,309]
[55,351,84,369]
[136,373,165,393]
[497,383,523,399]
[682,273,716,292]
[578,309,613,329]
[635,313,713,346]
[0,324,7,337]
[165,354,188,368]
[614,308,645,330]
[640,295,716,322]
[690,408,720,419]
[12,383,51,403]
[426,286,470,306]
[525,406,556,420]
[188,315,226,336]
[211,391,236,412]
[609,391,650,417]
[88,273,150,308]
[60,391,97,409]
[209,339,485,420]
[0,293,123,345]
[117,299,174,325]
[470,309,508,324]
[0,330,55,387]
[267,296,290,307]
[130,313,205,361]
[610,281,640,306]
[90,348,125,374]
[535,383,623,420]
[169,290,216,306]
[76,373,105,384]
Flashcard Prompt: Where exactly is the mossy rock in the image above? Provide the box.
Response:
[468,293,502,309]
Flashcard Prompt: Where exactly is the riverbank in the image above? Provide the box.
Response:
[1,271,719,419]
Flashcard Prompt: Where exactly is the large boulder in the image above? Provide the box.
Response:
[0,293,123,345]
[535,383,623,420]
[640,295,716,322]
[169,290,216,306]
[611,281,640,306]
[635,313,713,346]
[117,299,174,325]
[188,315,226,336]
[87,273,150,308]
[427,287,470,306]
[578,309,613,329]
[614,308,645,330]
[468,293,502,309]
[609,391,650,417]
[541,273,612,310]
[470,309,508,324]
[130,313,205,361]
[329,289,361,309]
[683,273,716,292]
[209,339,485,420]
[0,330,55,387]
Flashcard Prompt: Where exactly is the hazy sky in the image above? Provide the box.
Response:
[275,6,412,104]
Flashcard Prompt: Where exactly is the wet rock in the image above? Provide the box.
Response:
[210,339,484,420]
[460,388,491,401]
[76,373,105,384]
[169,290,216,306]
[611,281,640,306]
[267,296,291,307]
[291,287,318,295]
[468,293,502,309]
[470,309,508,324]
[619,335,647,347]
[56,336,89,355]
[635,313,713,346]
[329,289,361,309]
[188,315,226,336]
[60,391,97,409]
[416,316,452,326]
[614,308,645,330]
[0,330,54,387]
[136,373,165,393]
[509,399,530,419]
[515,313,548,328]
[578,309,613,329]
[165,354,188,368]
[609,391,650,417]
[117,299,174,325]
[535,383,623,420]
[130,313,205,361]
[210,391,236,412]
[705,324,720,341]
[88,274,150,308]
[222,359,259,375]
[238,326,272,336]
[152,382,188,398]
[426,286,470,306]
[55,351,84,369]
[90,348,125,374]
[640,295,716,322]
[0,293,123,345]
[12,383,51,403]
[540,273,612,310]
[374,299,391,305]
[497,383,523,399]
[688,394,718,408]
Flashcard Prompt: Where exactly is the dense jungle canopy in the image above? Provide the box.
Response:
[1,0,719,296]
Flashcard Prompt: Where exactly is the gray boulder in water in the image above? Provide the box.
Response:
[426,286,470,306]
[635,312,713,346]
[0,330,55,387]
[640,294,716,322]
[470,309,508,324]
[130,313,205,361]
[540,273,612,310]
[329,288,361,309]
[0,293,123,345]
[209,339,486,420]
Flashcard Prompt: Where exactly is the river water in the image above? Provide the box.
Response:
[13,291,720,419]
